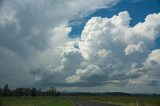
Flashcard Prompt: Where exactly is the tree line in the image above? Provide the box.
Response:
[0,84,60,97]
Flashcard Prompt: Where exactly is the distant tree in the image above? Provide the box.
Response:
[47,87,57,96]
[3,84,11,96]
[36,88,41,96]
[15,88,31,96]
[15,88,23,96]
[10,90,16,96]
[31,88,36,96]
[0,87,3,97]
[25,88,31,96]
[0,84,60,97]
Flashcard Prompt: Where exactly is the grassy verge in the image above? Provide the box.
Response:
[0,96,73,106]
[78,95,160,106]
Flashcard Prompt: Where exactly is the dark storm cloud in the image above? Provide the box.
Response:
[0,0,3,5]
[148,80,159,86]
[0,0,59,56]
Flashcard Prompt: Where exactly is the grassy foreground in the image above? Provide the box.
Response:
[0,96,73,106]
[79,95,160,106]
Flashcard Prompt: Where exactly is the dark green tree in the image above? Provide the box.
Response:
[31,88,36,96]
[0,87,3,97]
[47,87,57,96]
[3,84,10,96]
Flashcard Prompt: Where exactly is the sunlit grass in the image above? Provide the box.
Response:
[79,95,160,106]
[0,96,73,106]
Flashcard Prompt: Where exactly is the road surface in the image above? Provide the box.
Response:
[67,97,121,106]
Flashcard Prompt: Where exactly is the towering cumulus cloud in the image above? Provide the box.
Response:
[39,11,160,91]
[64,11,160,88]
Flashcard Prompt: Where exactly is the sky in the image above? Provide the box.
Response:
[0,0,160,94]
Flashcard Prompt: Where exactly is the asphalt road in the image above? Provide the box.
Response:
[67,97,121,106]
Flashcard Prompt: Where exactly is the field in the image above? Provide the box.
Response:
[0,96,160,106]
[0,96,73,106]
[79,95,160,106]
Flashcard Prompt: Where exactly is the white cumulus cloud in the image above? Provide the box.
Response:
[46,11,160,89]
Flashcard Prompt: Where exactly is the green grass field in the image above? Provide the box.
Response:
[1,96,160,106]
[79,95,160,106]
[0,96,73,106]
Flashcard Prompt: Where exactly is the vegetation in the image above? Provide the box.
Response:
[79,95,160,106]
[0,96,73,106]
[0,84,59,97]
[0,84,73,106]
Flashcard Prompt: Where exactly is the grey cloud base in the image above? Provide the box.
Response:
[0,0,118,88]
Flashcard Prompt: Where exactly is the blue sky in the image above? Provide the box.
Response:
[70,0,160,49]
[0,0,160,93]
